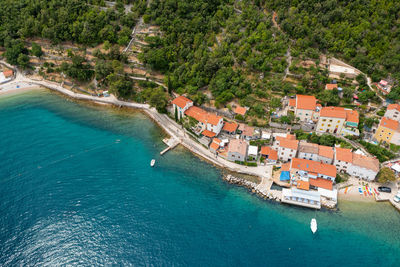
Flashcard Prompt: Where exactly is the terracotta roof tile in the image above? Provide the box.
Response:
[210,142,219,151]
[297,181,310,190]
[325,84,338,90]
[345,109,359,124]
[318,145,334,159]
[320,107,347,119]
[234,106,247,116]
[279,139,299,150]
[387,104,400,112]
[202,130,216,138]
[281,162,291,171]
[309,178,333,190]
[172,95,192,109]
[3,69,13,77]
[289,99,296,107]
[291,158,337,178]
[379,117,399,131]
[260,146,278,160]
[296,95,317,110]
[184,106,222,126]
[335,147,353,163]
[223,122,238,133]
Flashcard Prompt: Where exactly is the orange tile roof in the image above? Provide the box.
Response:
[379,117,399,131]
[3,69,13,77]
[318,145,334,159]
[213,138,221,144]
[320,106,347,119]
[202,130,216,138]
[185,106,207,122]
[210,142,219,151]
[206,113,223,126]
[345,109,359,123]
[289,99,296,107]
[260,146,278,160]
[325,84,338,90]
[234,106,247,116]
[279,139,299,150]
[171,95,192,109]
[296,95,317,110]
[184,106,222,126]
[352,153,380,172]
[242,125,254,137]
[387,104,400,112]
[281,162,291,171]
[335,147,353,163]
[286,134,296,140]
[291,158,337,178]
[309,178,333,190]
[223,122,238,133]
[297,180,310,190]
[228,139,248,155]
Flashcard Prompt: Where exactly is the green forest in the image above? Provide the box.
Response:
[1,0,400,105]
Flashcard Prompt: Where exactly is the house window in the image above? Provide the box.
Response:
[328,124,331,127]
[329,119,333,122]
[322,119,326,122]
[321,124,325,126]
[281,152,284,155]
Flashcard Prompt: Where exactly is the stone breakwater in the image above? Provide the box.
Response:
[223,175,282,202]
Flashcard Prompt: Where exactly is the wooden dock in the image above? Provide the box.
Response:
[160,138,180,155]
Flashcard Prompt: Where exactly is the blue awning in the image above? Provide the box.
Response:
[280,171,290,181]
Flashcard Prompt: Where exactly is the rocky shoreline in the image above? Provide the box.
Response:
[223,174,282,202]
[224,174,337,209]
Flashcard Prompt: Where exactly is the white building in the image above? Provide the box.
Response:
[227,139,248,162]
[274,136,299,162]
[334,147,353,173]
[289,95,318,122]
[185,106,224,135]
[282,188,321,209]
[247,145,258,160]
[347,153,379,181]
[298,142,319,161]
[384,104,400,122]
[172,96,193,120]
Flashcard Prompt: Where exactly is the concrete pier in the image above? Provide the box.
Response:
[160,138,180,155]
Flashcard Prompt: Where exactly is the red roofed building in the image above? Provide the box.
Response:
[172,96,193,120]
[209,138,222,153]
[185,106,224,135]
[290,158,337,182]
[309,178,333,190]
[222,121,238,135]
[260,146,278,162]
[273,135,299,162]
[3,69,13,78]
[325,84,338,90]
[234,106,247,116]
[293,95,318,122]
[334,147,353,172]
[316,106,359,136]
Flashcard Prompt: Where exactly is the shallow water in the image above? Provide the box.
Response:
[0,90,399,266]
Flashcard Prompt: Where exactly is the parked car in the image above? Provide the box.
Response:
[378,186,391,193]
[394,194,400,203]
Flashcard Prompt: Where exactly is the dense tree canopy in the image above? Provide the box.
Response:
[264,0,400,81]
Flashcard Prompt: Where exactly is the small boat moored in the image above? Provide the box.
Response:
[311,218,317,234]
[150,159,156,167]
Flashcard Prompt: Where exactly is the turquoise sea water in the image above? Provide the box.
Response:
[0,90,400,266]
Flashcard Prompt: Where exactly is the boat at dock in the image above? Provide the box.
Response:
[311,218,317,234]
[150,159,156,167]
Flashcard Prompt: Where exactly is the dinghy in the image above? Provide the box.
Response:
[150,159,156,167]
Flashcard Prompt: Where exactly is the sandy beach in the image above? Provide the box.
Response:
[0,81,42,96]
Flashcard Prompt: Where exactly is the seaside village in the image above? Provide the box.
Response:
[171,94,382,209]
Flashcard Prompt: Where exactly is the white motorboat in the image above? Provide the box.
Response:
[150,159,156,167]
[311,218,317,234]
